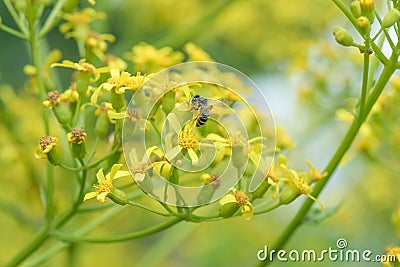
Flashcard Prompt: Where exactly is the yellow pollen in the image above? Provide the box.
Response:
[94,180,112,194]
[234,190,249,206]
[178,131,198,149]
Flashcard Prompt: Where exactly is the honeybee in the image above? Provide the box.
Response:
[190,95,213,127]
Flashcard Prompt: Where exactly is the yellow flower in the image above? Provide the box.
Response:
[184,42,213,61]
[84,31,115,60]
[124,42,184,73]
[34,136,58,158]
[67,127,87,144]
[280,166,325,212]
[51,59,109,82]
[60,8,106,36]
[219,188,254,220]
[81,102,124,123]
[60,83,79,103]
[381,246,400,267]
[91,69,147,104]
[43,90,61,108]
[165,113,199,164]
[84,164,131,204]
[126,146,160,182]
[34,136,60,165]
[305,160,328,181]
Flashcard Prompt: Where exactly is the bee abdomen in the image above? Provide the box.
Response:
[196,115,209,127]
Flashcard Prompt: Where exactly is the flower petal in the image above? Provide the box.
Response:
[96,168,106,183]
[241,203,254,220]
[107,164,123,181]
[113,170,131,180]
[219,194,237,206]
[167,112,182,134]
[97,192,108,203]
[83,191,98,202]
[187,148,199,164]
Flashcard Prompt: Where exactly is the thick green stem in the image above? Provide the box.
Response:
[359,43,370,117]
[257,52,397,267]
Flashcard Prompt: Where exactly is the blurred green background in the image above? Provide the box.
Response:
[1,0,399,266]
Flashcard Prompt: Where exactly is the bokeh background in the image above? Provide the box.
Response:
[0,0,399,266]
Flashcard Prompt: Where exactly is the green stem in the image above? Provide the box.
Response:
[4,226,50,267]
[0,24,27,39]
[57,217,183,243]
[37,0,66,40]
[85,136,100,164]
[3,0,28,34]
[128,201,171,217]
[331,0,390,65]
[258,52,397,267]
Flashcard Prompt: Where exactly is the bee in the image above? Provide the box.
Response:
[190,95,213,127]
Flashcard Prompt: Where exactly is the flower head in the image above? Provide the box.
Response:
[34,136,60,165]
[67,127,87,144]
[51,59,109,82]
[124,42,183,73]
[219,188,254,220]
[381,246,400,267]
[43,91,61,108]
[84,164,131,204]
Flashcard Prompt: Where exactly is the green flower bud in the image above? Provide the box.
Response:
[95,113,110,137]
[76,72,90,96]
[47,148,61,166]
[251,179,271,200]
[382,9,400,28]
[108,188,129,206]
[111,90,125,112]
[333,26,354,47]
[356,16,371,36]
[279,186,300,205]
[68,127,87,159]
[53,104,71,129]
[350,1,362,18]
[219,202,240,218]
[162,90,176,115]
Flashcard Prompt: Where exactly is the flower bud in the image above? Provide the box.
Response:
[350,1,362,18]
[360,0,374,23]
[356,16,371,36]
[76,73,90,95]
[382,9,400,28]
[161,90,176,115]
[111,90,125,112]
[219,202,239,218]
[108,188,129,205]
[53,104,72,129]
[278,186,300,205]
[251,179,271,200]
[35,136,60,166]
[333,26,354,47]
[95,113,109,137]
[67,128,87,159]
